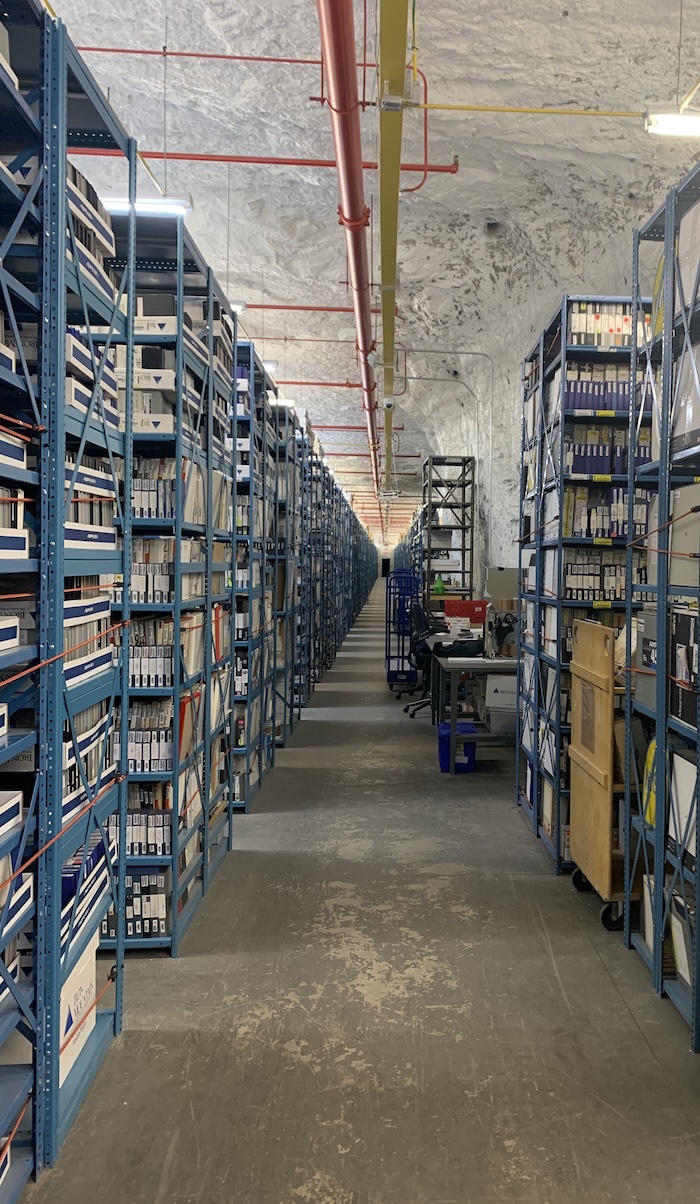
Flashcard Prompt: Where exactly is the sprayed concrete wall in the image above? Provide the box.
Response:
[56,0,700,556]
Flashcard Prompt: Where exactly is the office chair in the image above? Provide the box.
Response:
[403,604,447,719]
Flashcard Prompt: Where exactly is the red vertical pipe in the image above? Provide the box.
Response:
[315,0,380,498]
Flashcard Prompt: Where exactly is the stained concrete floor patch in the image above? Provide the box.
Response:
[25,589,700,1204]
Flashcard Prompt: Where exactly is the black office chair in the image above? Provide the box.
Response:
[403,604,447,718]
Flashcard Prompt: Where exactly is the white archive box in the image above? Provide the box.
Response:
[485,674,517,712]
[670,749,697,863]
[0,600,35,645]
[648,484,700,589]
[670,893,694,989]
[59,929,99,1087]
[0,791,22,841]
[0,340,15,374]
[0,617,19,654]
[0,1134,9,1190]
[0,431,26,473]
[676,199,700,315]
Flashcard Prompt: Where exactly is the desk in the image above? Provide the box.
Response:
[432,654,518,774]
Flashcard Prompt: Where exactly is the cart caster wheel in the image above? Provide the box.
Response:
[600,902,623,931]
[572,868,593,893]
[409,712,416,719]
[396,692,402,700]
[408,690,416,697]
[403,704,411,713]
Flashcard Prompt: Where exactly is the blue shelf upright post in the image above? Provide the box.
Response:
[625,162,700,1048]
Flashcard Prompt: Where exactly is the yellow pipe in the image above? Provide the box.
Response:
[384,407,394,484]
[379,0,410,489]
[417,102,644,118]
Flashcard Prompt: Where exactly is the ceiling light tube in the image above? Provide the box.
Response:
[645,110,700,136]
[102,195,193,215]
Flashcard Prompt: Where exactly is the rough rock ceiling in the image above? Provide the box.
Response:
[57,0,700,561]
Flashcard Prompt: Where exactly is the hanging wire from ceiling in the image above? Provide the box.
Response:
[162,12,168,194]
[676,0,685,108]
[225,162,231,298]
[261,269,265,349]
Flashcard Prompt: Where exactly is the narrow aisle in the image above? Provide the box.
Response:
[29,585,700,1203]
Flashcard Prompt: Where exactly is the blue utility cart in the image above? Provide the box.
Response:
[385,570,419,697]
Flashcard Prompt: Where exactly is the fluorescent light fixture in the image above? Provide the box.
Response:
[269,397,296,408]
[645,110,700,136]
[263,360,279,373]
[229,300,247,313]
[102,195,193,216]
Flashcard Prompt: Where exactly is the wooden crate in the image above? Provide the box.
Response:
[569,620,625,902]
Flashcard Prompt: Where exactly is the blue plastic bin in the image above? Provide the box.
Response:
[437,721,477,773]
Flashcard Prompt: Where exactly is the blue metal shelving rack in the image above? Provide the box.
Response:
[230,371,376,795]
[0,0,137,1181]
[293,428,312,713]
[394,508,423,582]
[0,2,378,1193]
[624,162,700,1050]
[101,214,236,955]
[308,446,324,685]
[272,404,301,747]
[259,382,278,781]
[233,341,278,810]
[517,295,646,872]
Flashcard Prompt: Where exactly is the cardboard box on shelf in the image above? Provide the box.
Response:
[486,566,518,600]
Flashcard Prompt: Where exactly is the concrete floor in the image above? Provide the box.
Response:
[26,586,700,1203]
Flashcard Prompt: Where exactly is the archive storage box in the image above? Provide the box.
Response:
[59,930,98,1087]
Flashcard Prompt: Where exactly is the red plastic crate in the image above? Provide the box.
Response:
[442,599,487,623]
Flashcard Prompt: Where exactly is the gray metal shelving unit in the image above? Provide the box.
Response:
[422,456,474,612]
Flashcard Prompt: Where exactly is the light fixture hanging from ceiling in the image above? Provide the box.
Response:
[102,195,193,216]
[646,109,700,136]
[647,3,700,136]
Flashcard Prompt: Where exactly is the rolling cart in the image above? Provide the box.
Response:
[385,570,420,698]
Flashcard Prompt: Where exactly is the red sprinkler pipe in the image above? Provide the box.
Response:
[68,147,457,174]
[246,304,382,314]
[323,453,419,459]
[314,424,404,431]
[259,336,358,343]
[277,380,362,388]
[315,0,379,496]
[76,45,371,68]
